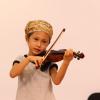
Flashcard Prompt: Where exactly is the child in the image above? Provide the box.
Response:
[10,20,74,100]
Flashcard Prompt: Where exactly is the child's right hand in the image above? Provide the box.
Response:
[27,56,44,69]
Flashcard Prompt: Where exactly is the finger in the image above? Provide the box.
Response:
[36,60,40,67]
[65,49,73,56]
[35,60,40,69]
[41,56,45,63]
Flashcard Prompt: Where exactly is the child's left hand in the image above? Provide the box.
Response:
[63,49,74,62]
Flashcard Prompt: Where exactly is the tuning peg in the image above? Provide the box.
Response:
[77,57,80,60]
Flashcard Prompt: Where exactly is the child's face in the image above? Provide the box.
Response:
[27,31,50,55]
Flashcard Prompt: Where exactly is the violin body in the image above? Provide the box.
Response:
[45,49,66,62]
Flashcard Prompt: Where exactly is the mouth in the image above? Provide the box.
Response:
[32,48,42,54]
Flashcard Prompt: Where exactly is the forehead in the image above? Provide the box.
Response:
[30,31,50,39]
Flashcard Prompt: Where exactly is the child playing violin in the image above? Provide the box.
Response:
[10,20,74,100]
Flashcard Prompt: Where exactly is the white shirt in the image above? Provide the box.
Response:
[14,55,56,100]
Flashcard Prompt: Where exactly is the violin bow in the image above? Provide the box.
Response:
[42,28,66,62]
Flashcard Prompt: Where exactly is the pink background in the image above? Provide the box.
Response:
[0,0,100,100]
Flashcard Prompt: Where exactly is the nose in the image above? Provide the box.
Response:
[36,41,41,47]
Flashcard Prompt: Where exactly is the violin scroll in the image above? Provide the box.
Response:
[73,51,85,60]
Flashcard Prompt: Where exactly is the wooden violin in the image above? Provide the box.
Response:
[38,28,85,71]
[41,49,84,62]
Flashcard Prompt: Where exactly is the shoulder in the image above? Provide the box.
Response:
[12,55,25,65]
[49,62,58,71]
[14,55,25,61]
[49,63,58,75]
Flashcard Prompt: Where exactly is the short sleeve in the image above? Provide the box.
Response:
[49,63,58,70]
[13,55,23,65]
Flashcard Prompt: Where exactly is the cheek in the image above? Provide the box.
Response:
[27,41,34,48]
[41,44,48,50]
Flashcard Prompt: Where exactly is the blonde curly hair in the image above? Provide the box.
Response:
[25,20,53,41]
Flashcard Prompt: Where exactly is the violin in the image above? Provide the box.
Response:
[37,28,85,71]
[38,49,84,62]
[44,49,84,62]
[39,49,84,71]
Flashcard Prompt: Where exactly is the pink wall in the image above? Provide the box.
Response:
[0,0,100,100]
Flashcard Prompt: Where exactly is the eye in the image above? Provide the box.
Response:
[42,39,49,44]
[42,40,47,43]
[33,38,38,41]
